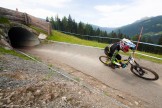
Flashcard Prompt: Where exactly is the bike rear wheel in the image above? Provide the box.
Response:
[130,66,159,80]
[99,56,111,66]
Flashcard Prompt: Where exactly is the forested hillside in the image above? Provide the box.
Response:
[47,15,162,44]
[47,15,108,37]
[46,15,129,40]
[115,16,162,44]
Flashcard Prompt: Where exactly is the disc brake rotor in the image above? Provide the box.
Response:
[135,67,145,76]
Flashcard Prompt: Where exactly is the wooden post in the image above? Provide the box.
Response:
[136,26,143,50]
[48,23,52,35]
[133,26,143,58]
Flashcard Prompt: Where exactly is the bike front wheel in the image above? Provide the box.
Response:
[130,66,159,81]
[99,56,111,66]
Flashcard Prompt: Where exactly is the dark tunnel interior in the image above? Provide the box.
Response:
[8,27,40,48]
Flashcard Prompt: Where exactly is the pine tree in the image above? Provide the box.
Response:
[62,16,68,31]
[68,14,73,32]
[50,16,55,29]
[78,22,84,35]
[85,24,93,35]
[46,16,49,22]
[96,28,100,36]
[55,15,61,30]
[131,34,139,41]
[111,31,117,38]
[72,19,77,33]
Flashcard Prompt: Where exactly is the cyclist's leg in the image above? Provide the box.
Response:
[108,53,112,58]
[116,54,127,68]
[102,53,112,65]
[104,46,109,56]
[106,53,118,68]
[113,54,122,68]
[116,54,121,62]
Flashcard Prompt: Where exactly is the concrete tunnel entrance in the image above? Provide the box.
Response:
[8,27,40,47]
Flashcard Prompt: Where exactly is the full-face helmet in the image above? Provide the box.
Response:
[120,38,135,52]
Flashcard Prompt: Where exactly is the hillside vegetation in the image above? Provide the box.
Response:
[115,16,162,44]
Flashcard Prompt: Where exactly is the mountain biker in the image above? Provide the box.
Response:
[104,38,136,68]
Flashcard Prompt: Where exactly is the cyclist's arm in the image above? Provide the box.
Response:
[129,43,136,51]
[130,47,136,51]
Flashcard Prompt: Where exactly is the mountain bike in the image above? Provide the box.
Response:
[99,52,159,81]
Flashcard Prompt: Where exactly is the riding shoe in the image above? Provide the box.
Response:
[109,63,120,69]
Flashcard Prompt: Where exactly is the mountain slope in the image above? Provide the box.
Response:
[91,24,115,33]
[115,15,162,37]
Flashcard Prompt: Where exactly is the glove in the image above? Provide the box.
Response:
[121,63,127,68]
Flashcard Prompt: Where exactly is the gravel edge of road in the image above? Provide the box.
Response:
[0,53,129,108]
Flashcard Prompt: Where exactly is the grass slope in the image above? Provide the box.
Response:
[0,47,30,60]
[48,30,107,48]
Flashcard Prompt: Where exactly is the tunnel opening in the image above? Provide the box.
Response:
[8,27,40,48]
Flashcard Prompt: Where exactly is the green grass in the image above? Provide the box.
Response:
[30,26,48,35]
[134,51,162,63]
[47,30,162,63]
[0,17,10,24]
[47,30,107,48]
[0,46,30,60]
[136,51,162,58]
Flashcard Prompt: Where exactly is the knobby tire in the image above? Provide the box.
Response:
[99,56,110,66]
[130,65,159,81]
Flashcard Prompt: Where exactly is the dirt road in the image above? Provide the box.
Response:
[20,42,162,108]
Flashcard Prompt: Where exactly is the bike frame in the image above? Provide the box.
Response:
[116,51,136,67]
